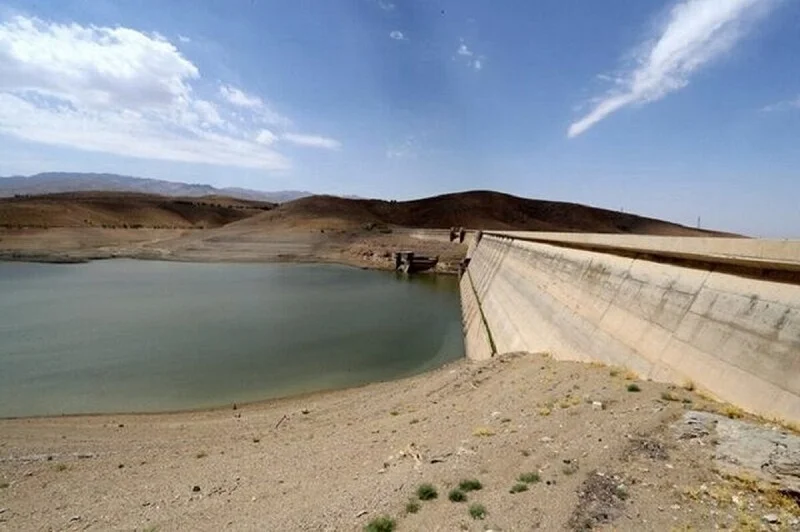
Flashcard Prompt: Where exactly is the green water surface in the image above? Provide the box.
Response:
[0,260,464,417]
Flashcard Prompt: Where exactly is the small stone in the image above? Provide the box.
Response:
[592,401,604,410]
[731,495,743,508]
[0,508,7,514]
[192,485,201,493]
[665,463,674,469]
[789,517,799,526]
[69,515,81,522]
[671,504,681,510]
[762,514,780,524]
[356,510,368,518]
[540,436,553,443]
[301,409,310,415]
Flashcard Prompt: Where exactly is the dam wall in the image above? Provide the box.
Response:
[460,232,800,422]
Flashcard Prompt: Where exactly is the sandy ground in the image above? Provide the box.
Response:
[0,227,467,273]
[2,353,799,531]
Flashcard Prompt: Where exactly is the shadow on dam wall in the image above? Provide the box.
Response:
[460,231,800,423]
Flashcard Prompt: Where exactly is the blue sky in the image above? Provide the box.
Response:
[0,0,798,237]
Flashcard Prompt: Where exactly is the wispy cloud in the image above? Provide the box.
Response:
[219,85,262,108]
[282,133,341,150]
[761,95,800,112]
[255,129,277,145]
[219,84,291,127]
[386,136,418,160]
[378,1,395,11]
[0,15,339,170]
[389,30,406,41]
[178,34,191,43]
[568,0,776,138]
[456,39,484,71]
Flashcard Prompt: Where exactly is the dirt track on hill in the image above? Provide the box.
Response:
[2,353,798,531]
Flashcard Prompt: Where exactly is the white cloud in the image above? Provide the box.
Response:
[219,85,262,108]
[256,129,277,145]
[0,15,337,171]
[193,100,224,127]
[282,133,341,150]
[389,30,405,41]
[178,34,191,43]
[568,0,775,138]
[219,84,291,127]
[0,93,290,170]
[0,15,197,110]
[761,96,800,112]
[456,39,484,71]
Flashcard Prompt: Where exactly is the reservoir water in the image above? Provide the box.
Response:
[0,260,464,418]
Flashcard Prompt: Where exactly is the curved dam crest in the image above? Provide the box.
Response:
[460,231,800,423]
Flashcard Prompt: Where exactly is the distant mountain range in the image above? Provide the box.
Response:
[0,172,312,203]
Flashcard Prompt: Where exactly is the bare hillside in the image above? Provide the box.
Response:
[242,190,729,236]
[0,192,275,229]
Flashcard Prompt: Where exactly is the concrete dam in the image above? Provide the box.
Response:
[458,231,800,423]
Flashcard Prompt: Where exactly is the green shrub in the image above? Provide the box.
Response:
[458,478,483,492]
[448,489,467,502]
[405,500,420,514]
[517,472,540,484]
[509,482,529,494]
[417,483,438,501]
[627,383,641,392]
[364,516,396,532]
[468,503,487,520]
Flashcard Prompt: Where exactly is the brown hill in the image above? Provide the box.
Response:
[238,190,727,236]
[0,192,275,229]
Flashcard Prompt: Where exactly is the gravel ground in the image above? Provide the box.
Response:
[2,353,799,531]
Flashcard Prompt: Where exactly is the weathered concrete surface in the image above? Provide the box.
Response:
[461,232,800,423]
[491,231,800,272]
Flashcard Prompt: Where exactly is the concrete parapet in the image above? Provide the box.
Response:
[461,232,800,422]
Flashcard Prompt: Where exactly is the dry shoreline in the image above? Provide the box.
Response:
[0,226,468,273]
[3,353,800,531]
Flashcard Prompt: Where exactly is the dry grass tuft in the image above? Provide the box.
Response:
[721,404,745,419]
[660,391,680,402]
